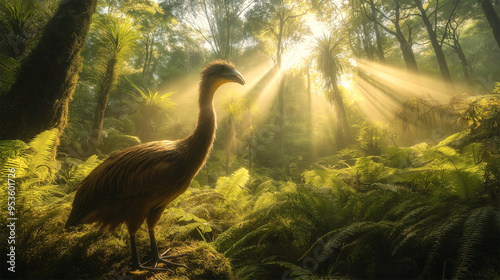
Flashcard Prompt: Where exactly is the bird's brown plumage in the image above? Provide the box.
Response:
[65,60,245,237]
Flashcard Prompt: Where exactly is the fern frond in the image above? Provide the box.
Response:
[65,155,102,187]
[216,168,250,200]
[264,256,319,279]
[453,206,496,279]
[27,129,59,180]
[422,206,469,277]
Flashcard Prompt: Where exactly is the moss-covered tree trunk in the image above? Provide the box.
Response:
[90,58,117,152]
[0,0,97,141]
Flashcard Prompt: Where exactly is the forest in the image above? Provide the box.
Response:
[0,0,499,279]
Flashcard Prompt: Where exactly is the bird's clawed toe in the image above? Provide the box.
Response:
[160,248,190,260]
[132,263,173,273]
[158,248,189,268]
[137,251,189,271]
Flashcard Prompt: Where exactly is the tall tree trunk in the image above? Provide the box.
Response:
[306,60,314,161]
[395,30,418,72]
[370,1,385,63]
[394,1,418,72]
[276,18,285,160]
[332,87,351,149]
[456,47,471,84]
[415,0,454,84]
[362,22,375,60]
[450,39,472,85]
[1,0,97,141]
[479,0,500,48]
[90,58,117,152]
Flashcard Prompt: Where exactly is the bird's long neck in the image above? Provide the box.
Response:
[184,80,218,164]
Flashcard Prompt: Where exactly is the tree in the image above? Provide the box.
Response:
[370,0,386,63]
[121,0,176,88]
[130,86,176,142]
[0,0,55,60]
[88,14,139,151]
[0,0,97,142]
[414,0,454,84]
[246,0,310,156]
[313,34,352,149]
[361,0,418,72]
[479,0,500,48]
[171,0,252,60]
[442,6,475,85]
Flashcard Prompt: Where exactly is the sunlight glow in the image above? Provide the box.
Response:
[281,15,328,70]
[251,70,281,115]
[353,59,460,122]
[158,60,276,133]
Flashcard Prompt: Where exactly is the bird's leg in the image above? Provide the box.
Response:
[129,234,171,272]
[130,234,141,270]
[146,229,188,268]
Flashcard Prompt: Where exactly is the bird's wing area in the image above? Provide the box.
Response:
[73,140,181,209]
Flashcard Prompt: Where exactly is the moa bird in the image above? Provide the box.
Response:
[65,60,245,271]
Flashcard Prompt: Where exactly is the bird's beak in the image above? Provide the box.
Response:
[225,69,246,85]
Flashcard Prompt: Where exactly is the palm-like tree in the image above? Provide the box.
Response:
[0,0,54,60]
[90,14,139,151]
[128,84,176,142]
[313,34,352,149]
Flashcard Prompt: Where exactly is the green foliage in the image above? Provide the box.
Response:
[127,81,176,141]
[92,13,140,64]
[0,53,18,92]
[0,129,61,212]
[212,118,499,279]
[313,34,346,97]
[494,82,500,94]
[356,121,389,156]
[460,95,500,137]
[100,129,141,154]
[61,155,102,187]
[0,0,56,59]
[215,168,250,200]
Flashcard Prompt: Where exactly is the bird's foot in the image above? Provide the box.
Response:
[140,248,189,270]
[129,265,171,274]
[158,248,189,268]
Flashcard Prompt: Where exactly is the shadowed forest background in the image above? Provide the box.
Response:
[0,0,499,279]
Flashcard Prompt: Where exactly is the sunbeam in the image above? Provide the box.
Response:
[354,59,462,122]
[250,68,281,117]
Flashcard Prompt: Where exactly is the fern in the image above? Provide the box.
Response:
[162,208,213,241]
[453,206,497,279]
[63,155,102,187]
[27,128,59,181]
[0,53,19,92]
[264,256,320,280]
[0,129,61,214]
[422,206,469,277]
[215,167,250,200]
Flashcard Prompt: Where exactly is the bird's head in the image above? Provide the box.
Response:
[201,60,245,91]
